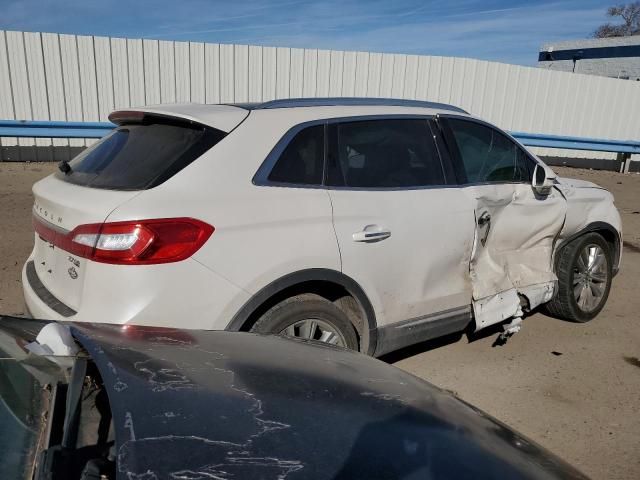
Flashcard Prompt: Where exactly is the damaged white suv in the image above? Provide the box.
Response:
[23,98,622,356]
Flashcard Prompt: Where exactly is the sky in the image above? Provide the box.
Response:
[0,0,617,66]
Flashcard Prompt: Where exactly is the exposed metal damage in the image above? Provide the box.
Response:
[70,326,305,480]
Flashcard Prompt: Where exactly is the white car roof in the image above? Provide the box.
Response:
[109,98,470,132]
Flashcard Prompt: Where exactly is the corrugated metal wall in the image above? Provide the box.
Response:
[1,29,640,162]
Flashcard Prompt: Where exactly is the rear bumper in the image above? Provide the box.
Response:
[22,261,66,322]
[22,258,251,329]
[24,261,77,317]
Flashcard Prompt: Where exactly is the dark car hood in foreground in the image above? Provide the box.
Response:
[60,323,587,480]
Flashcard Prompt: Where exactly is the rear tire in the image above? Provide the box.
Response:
[544,232,612,322]
[250,294,359,350]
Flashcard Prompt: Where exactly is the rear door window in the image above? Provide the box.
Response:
[58,116,225,190]
[327,119,445,188]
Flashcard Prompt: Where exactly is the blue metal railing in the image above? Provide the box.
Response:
[0,120,114,139]
[510,131,640,155]
[1,119,639,156]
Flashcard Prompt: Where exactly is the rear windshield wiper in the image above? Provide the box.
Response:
[58,160,72,175]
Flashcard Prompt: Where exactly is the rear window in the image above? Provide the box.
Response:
[58,116,225,190]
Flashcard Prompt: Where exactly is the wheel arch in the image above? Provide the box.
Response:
[226,268,378,355]
[555,221,621,275]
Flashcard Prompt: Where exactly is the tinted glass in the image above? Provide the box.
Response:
[59,117,225,190]
[0,348,48,480]
[328,119,444,188]
[447,119,533,183]
[268,125,324,185]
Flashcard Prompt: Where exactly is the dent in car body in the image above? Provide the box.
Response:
[467,173,621,333]
[467,183,566,330]
[555,177,623,268]
[68,323,586,479]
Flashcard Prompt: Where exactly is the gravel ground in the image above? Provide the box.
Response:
[1,162,639,479]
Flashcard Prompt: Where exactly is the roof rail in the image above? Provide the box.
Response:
[252,97,469,114]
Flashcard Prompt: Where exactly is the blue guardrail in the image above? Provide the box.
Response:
[1,119,639,155]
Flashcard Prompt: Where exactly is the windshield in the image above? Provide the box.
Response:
[0,347,51,480]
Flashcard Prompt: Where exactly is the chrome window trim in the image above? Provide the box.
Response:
[252,114,453,191]
[437,113,541,187]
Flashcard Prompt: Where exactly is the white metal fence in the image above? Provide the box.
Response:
[1,29,640,162]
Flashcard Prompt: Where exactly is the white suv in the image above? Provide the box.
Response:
[23,98,622,355]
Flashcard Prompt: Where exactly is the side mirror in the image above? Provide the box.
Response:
[532,164,554,196]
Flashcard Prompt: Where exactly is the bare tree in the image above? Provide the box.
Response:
[593,2,640,37]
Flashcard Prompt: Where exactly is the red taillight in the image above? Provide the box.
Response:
[33,216,214,265]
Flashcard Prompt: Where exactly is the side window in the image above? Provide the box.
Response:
[447,119,533,184]
[268,125,324,185]
[327,119,445,188]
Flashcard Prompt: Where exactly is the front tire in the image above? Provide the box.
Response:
[250,294,359,350]
[544,232,612,322]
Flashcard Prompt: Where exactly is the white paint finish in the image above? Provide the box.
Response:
[2,30,640,162]
[110,37,130,109]
[174,41,190,102]
[158,40,176,103]
[391,54,406,98]
[76,35,99,122]
[0,32,16,151]
[403,55,419,100]
[354,51,369,96]
[110,103,248,132]
[261,46,277,101]
[219,44,234,102]
[6,31,34,150]
[366,52,382,97]
[316,49,331,97]
[328,50,343,96]
[379,53,394,97]
[302,49,318,98]
[3,32,27,121]
[447,57,464,107]
[23,32,49,122]
[426,56,442,103]
[204,43,220,104]
[341,50,357,97]
[233,44,249,102]
[469,60,488,116]
[189,42,205,103]
[143,39,160,105]
[438,56,455,104]
[329,187,475,325]
[414,56,430,100]
[127,39,146,107]
[289,48,304,98]
[466,182,567,328]
[20,102,622,344]
[276,47,290,99]
[59,34,84,147]
[0,32,14,120]
[42,33,68,149]
[93,36,114,120]
[248,45,263,101]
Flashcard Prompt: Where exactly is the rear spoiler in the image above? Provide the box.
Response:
[108,103,250,133]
